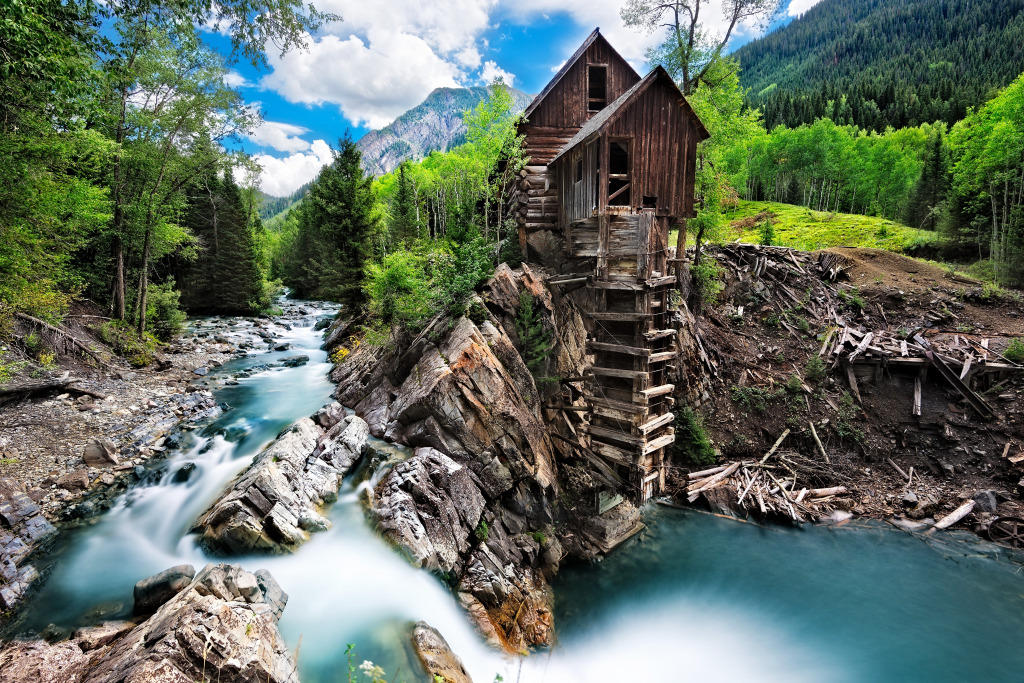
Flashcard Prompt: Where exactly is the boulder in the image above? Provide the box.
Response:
[80,564,297,683]
[374,448,486,571]
[972,490,998,513]
[193,416,368,554]
[312,401,347,430]
[134,564,196,615]
[56,470,89,492]
[411,622,472,683]
[82,438,119,468]
[280,355,309,367]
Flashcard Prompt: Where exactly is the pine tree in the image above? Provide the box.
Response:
[391,161,418,247]
[906,128,950,230]
[281,133,376,308]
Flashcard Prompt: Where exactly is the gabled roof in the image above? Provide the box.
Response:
[522,28,639,121]
[550,65,711,164]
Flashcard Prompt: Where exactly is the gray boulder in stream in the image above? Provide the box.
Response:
[0,564,296,683]
[193,407,369,554]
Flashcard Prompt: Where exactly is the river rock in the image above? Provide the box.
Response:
[312,401,347,430]
[56,469,89,492]
[374,448,486,571]
[194,416,369,554]
[134,564,196,615]
[281,355,309,367]
[82,438,119,468]
[411,622,472,683]
[80,563,298,683]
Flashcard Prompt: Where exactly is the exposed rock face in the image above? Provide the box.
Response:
[83,563,296,683]
[0,564,294,683]
[328,265,589,651]
[0,478,56,611]
[193,407,368,554]
[411,621,472,683]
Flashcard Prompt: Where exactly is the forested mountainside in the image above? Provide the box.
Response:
[356,85,532,176]
[257,184,310,220]
[734,0,1024,131]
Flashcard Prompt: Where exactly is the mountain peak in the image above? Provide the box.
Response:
[356,85,533,177]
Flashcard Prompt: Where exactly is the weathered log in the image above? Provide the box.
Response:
[759,429,790,464]
[807,486,848,497]
[928,499,976,532]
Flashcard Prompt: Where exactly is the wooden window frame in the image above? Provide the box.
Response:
[607,136,632,207]
[587,63,609,114]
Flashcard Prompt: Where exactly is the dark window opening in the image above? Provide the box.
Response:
[608,140,630,206]
[575,158,583,183]
[588,65,607,113]
[642,195,657,209]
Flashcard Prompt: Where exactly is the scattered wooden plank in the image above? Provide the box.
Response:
[759,429,791,464]
[887,458,909,481]
[913,375,922,416]
[809,422,830,464]
[927,499,976,533]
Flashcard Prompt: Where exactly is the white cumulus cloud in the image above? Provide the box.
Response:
[252,139,334,197]
[248,120,312,153]
[481,60,516,87]
[787,0,823,17]
[260,30,461,129]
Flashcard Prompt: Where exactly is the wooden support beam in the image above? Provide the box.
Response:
[589,311,653,321]
[590,366,650,380]
[644,328,676,341]
[638,411,674,434]
[642,432,675,455]
[587,341,651,357]
[648,351,679,363]
[924,350,994,419]
[589,440,636,466]
[580,423,645,447]
[584,393,650,414]
[636,383,674,399]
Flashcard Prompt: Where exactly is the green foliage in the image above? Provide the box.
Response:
[474,519,489,542]
[363,251,433,331]
[691,260,724,309]
[758,216,776,246]
[835,391,864,441]
[95,320,158,367]
[276,134,378,308]
[805,356,827,384]
[728,201,937,252]
[785,374,804,394]
[514,291,552,383]
[735,0,1024,133]
[731,385,783,413]
[673,407,717,466]
[467,299,489,326]
[530,531,547,545]
[1004,339,1024,364]
[838,287,865,311]
[146,281,186,341]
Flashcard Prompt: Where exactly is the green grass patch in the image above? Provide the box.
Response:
[671,201,939,254]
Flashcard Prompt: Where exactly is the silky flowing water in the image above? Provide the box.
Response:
[17,302,1024,682]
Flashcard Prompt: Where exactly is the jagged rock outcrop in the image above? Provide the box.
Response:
[0,564,295,683]
[411,621,472,683]
[328,265,589,650]
[193,406,368,554]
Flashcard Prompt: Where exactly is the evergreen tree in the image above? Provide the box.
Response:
[178,170,268,313]
[906,127,950,230]
[280,133,376,308]
[390,161,418,246]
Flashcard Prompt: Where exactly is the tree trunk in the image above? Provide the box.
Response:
[135,227,152,335]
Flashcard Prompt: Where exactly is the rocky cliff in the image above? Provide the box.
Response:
[326,264,592,650]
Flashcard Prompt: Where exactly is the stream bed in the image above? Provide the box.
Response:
[16,301,1024,682]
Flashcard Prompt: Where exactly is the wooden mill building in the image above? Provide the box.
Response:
[511,29,709,503]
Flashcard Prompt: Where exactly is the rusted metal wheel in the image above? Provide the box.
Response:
[988,517,1024,549]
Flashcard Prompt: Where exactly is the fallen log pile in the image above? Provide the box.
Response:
[682,435,849,524]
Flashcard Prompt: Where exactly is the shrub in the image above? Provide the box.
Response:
[691,259,724,309]
[1005,338,1024,363]
[674,406,716,466]
[785,374,803,394]
[363,251,433,330]
[515,291,552,383]
[96,321,158,367]
[805,356,827,384]
[731,385,782,413]
[146,281,186,342]
[474,519,489,542]
[758,217,776,246]
[467,299,489,326]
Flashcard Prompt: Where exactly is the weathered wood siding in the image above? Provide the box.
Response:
[604,83,699,220]
[525,37,640,132]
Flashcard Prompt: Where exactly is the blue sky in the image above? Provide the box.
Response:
[220,0,821,196]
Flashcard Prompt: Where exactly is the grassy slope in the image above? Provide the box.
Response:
[672,201,939,253]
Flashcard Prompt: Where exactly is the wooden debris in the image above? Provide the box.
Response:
[927,499,977,533]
